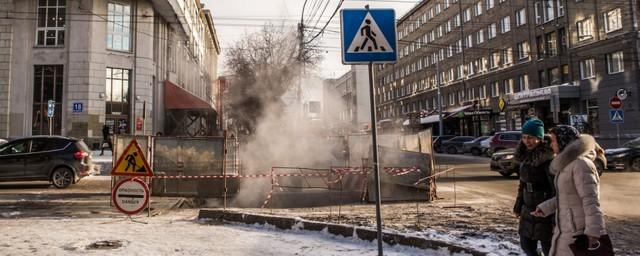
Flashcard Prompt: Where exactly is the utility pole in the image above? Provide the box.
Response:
[436,59,443,136]
[298,22,304,119]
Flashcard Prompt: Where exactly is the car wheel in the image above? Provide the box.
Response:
[499,171,512,177]
[471,148,481,156]
[51,167,74,189]
[446,146,457,154]
[631,157,640,172]
[594,160,604,176]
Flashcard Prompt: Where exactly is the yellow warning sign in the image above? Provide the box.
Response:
[111,139,153,176]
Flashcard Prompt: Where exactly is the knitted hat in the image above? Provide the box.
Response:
[549,125,580,152]
[522,119,545,139]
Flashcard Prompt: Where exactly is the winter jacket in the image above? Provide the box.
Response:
[537,135,607,256]
[513,139,555,241]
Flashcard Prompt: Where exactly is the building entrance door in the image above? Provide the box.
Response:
[106,115,129,135]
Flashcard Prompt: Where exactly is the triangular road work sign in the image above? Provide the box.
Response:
[347,12,393,53]
[111,139,153,176]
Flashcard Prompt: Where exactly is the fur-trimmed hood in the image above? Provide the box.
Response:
[515,136,554,166]
[549,134,597,175]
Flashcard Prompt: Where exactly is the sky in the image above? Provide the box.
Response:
[202,0,419,79]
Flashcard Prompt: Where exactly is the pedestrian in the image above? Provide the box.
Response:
[513,118,555,256]
[100,124,113,156]
[532,125,611,256]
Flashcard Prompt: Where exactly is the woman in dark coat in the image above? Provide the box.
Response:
[513,119,555,256]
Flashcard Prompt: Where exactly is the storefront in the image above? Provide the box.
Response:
[504,84,581,130]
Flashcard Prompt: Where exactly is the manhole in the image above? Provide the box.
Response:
[85,240,124,250]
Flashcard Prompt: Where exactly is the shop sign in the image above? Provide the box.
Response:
[511,87,552,104]
[463,109,492,116]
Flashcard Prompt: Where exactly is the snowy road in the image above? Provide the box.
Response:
[0,210,454,256]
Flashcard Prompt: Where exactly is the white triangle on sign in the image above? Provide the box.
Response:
[612,111,623,121]
[347,13,393,53]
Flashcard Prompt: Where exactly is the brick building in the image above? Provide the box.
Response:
[375,0,640,146]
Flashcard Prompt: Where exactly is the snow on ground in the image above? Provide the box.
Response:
[0,210,467,256]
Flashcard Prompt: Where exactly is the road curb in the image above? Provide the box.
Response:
[198,209,486,256]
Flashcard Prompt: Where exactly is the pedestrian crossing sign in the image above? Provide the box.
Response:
[341,8,397,64]
[111,139,153,176]
[609,109,624,124]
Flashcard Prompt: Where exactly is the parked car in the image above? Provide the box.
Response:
[462,136,491,156]
[605,137,640,171]
[490,145,607,177]
[0,136,94,188]
[442,136,476,154]
[480,136,492,155]
[0,138,7,145]
[488,131,522,155]
[490,148,518,177]
[433,135,456,153]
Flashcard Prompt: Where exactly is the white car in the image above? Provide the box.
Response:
[480,136,493,155]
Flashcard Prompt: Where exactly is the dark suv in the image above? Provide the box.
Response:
[0,136,94,188]
[488,131,522,155]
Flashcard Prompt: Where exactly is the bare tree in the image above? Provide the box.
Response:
[224,24,321,135]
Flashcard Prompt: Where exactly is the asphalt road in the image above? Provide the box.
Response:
[433,153,640,219]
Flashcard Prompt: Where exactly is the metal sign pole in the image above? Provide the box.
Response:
[48,117,52,135]
[367,62,384,256]
[616,124,620,147]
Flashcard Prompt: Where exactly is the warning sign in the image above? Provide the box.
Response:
[111,139,153,176]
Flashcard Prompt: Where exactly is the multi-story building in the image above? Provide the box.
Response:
[0,0,220,145]
[375,0,640,146]
[324,65,371,134]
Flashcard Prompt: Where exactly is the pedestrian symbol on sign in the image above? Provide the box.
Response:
[347,13,393,53]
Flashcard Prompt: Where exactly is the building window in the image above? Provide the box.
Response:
[539,70,547,86]
[466,34,473,48]
[475,1,483,16]
[486,0,495,10]
[107,2,132,51]
[503,47,513,65]
[32,65,63,135]
[106,68,131,115]
[517,41,529,59]
[536,36,545,59]
[488,23,497,38]
[515,8,526,26]
[467,62,476,76]
[435,3,441,15]
[464,8,472,22]
[562,64,570,83]
[501,16,511,33]
[604,8,622,33]
[476,29,485,44]
[444,0,450,9]
[577,18,593,41]
[480,85,487,99]
[517,74,529,91]
[557,0,565,17]
[580,59,595,79]
[491,81,500,97]
[36,0,66,46]
[606,51,624,74]
[449,93,455,106]
[544,0,555,22]
[549,67,561,85]
[534,2,542,24]
[489,51,500,69]
[545,31,557,56]
[503,79,513,94]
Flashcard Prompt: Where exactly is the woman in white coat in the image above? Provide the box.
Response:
[531,125,608,256]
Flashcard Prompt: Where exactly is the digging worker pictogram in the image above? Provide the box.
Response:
[125,152,137,172]
[356,19,381,52]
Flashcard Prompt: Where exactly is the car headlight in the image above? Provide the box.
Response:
[503,155,514,160]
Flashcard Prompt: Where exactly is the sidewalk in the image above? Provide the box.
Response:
[91,150,113,175]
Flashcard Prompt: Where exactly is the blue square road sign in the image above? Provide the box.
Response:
[341,9,397,64]
[609,109,624,124]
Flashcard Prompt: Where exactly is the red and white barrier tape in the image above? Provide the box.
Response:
[261,189,273,208]
[151,167,420,180]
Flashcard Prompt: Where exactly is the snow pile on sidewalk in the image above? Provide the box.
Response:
[0,210,464,256]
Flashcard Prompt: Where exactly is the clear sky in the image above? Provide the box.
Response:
[202,0,418,79]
